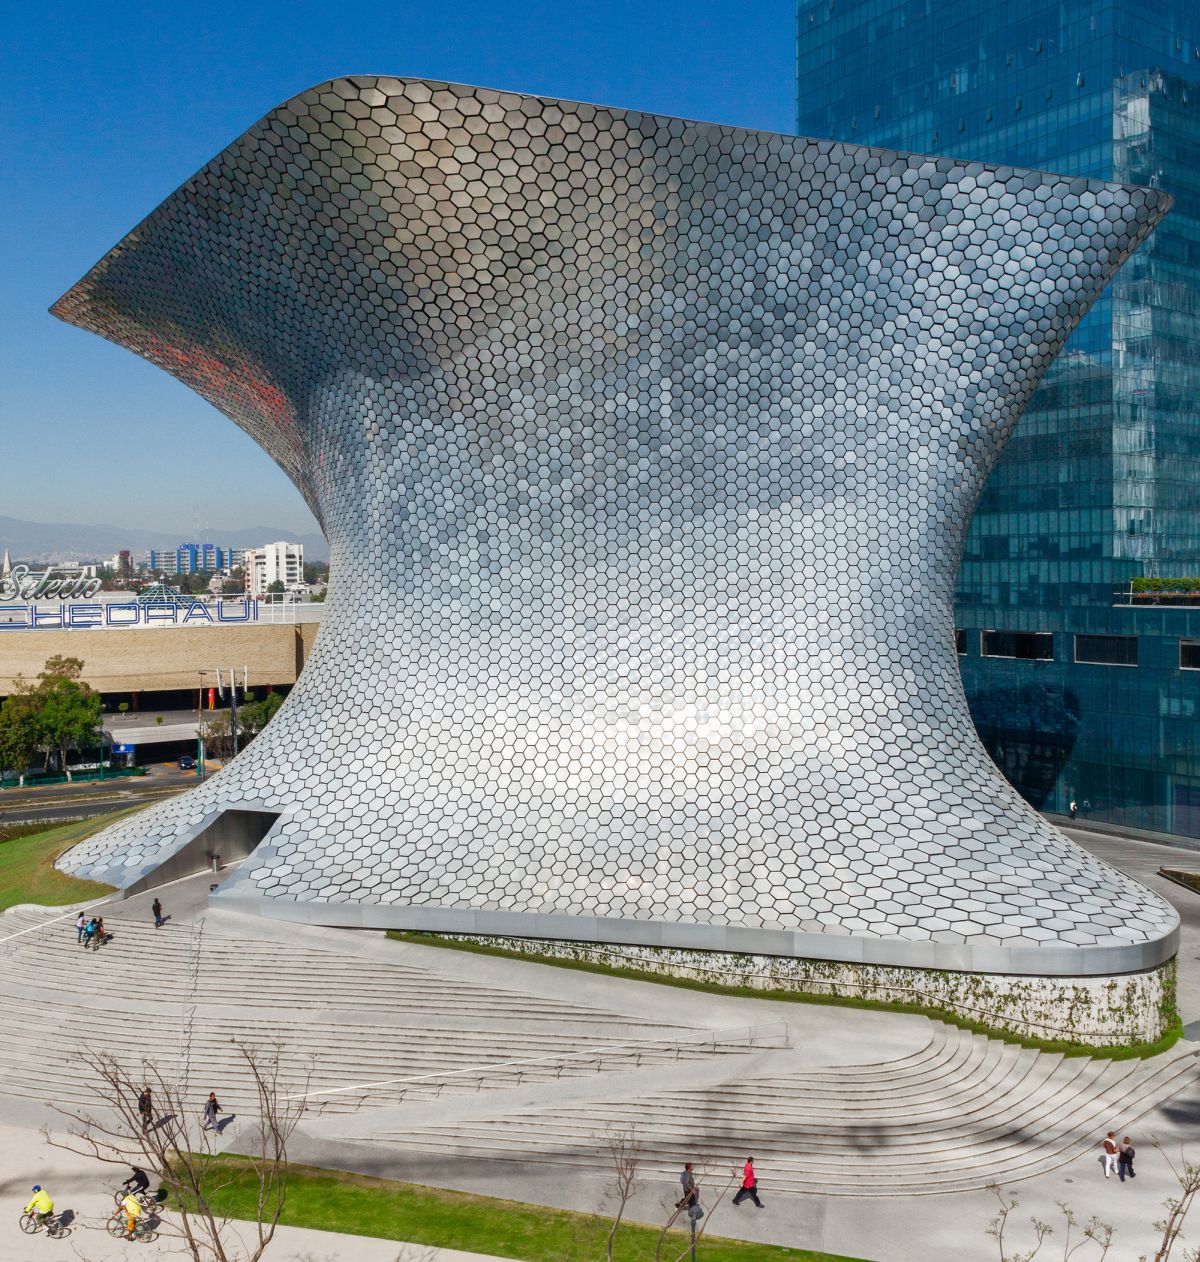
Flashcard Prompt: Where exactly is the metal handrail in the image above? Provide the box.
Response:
[0,895,119,960]
[289,1019,789,1102]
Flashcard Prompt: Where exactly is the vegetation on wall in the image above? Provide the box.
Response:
[1130,576,1200,592]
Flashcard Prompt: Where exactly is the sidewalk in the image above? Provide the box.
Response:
[0,1121,516,1262]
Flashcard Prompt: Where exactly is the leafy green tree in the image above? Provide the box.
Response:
[36,655,102,781]
[0,676,41,787]
[239,692,284,743]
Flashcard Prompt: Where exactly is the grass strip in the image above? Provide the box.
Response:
[203,1154,866,1262]
[386,931,1182,1062]
[0,812,129,911]
[1159,868,1200,896]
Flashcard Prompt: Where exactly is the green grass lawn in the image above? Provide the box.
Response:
[205,1156,868,1262]
[0,814,121,911]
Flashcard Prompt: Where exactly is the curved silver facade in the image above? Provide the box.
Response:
[53,77,1178,975]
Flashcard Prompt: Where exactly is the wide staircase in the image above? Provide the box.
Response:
[345,1020,1200,1196]
[0,903,770,1116]
[3,898,1196,1197]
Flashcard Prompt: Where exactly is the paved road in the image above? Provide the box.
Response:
[1066,824,1200,1027]
[0,763,211,827]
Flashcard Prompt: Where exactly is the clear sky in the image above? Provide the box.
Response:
[2,0,797,539]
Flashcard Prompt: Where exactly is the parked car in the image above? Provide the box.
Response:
[178,754,197,771]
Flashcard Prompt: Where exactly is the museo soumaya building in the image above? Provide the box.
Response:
[53,77,1180,1043]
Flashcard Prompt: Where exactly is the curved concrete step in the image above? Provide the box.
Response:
[5,902,1194,1198]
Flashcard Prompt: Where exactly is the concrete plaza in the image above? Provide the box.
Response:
[0,826,1196,1262]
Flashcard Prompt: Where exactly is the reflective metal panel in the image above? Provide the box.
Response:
[51,78,1178,974]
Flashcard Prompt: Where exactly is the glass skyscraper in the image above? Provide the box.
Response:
[798,1,1200,838]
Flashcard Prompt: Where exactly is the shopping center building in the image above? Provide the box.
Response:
[1,592,321,762]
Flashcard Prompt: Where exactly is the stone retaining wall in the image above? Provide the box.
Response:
[434,935,1177,1047]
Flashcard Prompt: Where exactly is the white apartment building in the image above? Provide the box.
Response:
[245,541,304,597]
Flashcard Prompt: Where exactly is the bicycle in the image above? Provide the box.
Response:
[19,1209,69,1238]
[107,1209,158,1242]
[112,1186,157,1213]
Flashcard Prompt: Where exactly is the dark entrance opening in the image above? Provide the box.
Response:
[124,808,281,895]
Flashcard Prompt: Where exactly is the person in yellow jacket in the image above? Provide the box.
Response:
[121,1191,144,1236]
[25,1185,54,1226]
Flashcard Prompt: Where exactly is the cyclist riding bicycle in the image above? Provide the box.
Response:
[25,1185,54,1227]
[121,1191,144,1236]
[122,1166,150,1196]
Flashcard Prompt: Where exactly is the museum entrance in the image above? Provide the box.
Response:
[123,808,281,895]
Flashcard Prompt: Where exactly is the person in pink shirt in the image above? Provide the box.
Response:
[732,1156,763,1208]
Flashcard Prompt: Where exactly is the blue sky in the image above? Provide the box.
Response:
[2,0,797,538]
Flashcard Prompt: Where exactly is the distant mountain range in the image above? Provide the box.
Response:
[0,515,329,564]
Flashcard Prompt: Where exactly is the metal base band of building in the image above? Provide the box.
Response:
[51,77,1179,1000]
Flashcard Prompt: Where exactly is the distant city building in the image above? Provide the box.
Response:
[147,543,246,574]
[1,548,10,581]
[798,0,1200,839]
[245,542,304,596]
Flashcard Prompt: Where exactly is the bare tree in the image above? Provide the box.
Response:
[603,1127,644,1262]
[1058,1202,1115,1261]
[986,1186,1052,1262]
[201,712,235,762]
[1142,1143,1200,1262]
[44,1042,309,1262]
[985,1186,1115,1262]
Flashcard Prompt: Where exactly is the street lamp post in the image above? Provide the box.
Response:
[229,671,240,758]
[197,670,207,781]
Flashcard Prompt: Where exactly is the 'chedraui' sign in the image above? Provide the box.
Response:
[0,566,261,630]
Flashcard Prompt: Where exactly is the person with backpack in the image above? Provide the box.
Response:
[1118,1136,1136,1182]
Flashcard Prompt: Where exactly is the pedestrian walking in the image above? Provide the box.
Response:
[1118,1136,1136,1182]
[1069,799,1077,820]
[732,1155,764,1208]
[202,1092,221,1131]
[75,912,86,945]
[138,1087,153,1131]
[152,898,164,929]
[1102,1131,1119,1178]
[92,916,107,950]
[676,1161,698,1210]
